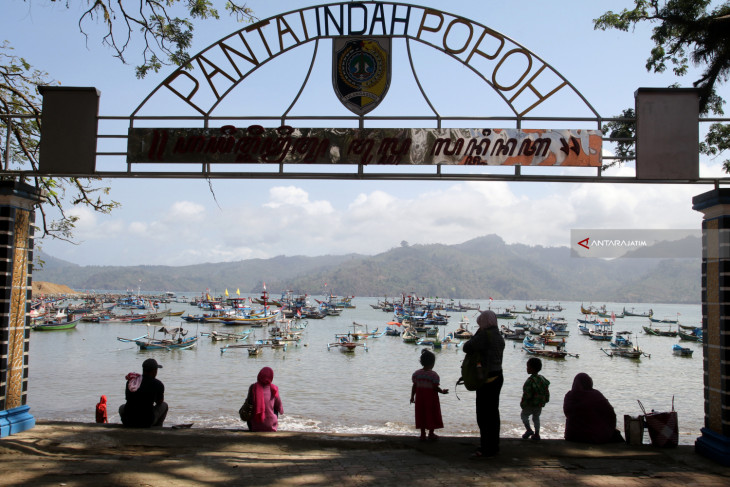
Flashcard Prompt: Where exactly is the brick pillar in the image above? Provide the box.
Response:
[693,189,730,465]
[0,181,45,437]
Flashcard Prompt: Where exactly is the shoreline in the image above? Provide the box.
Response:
[1,421,728,486]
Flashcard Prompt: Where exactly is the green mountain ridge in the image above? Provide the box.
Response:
[32,235,701,304]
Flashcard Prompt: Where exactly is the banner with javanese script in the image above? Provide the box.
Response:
[127,126,601,166]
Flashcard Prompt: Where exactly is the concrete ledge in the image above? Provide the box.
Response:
[1,421,729,486]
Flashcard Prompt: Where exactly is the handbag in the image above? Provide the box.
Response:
[638,397,678,448]
[239,391,254,421]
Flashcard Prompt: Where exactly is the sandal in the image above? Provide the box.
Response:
[428,433,439,441]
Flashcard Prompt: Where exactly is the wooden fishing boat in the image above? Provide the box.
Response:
[167,310,185,317]
[453,319,473,339]
[201,330,251,342]
[672,344,694,356]
[32,317,81,331]
[523,346,571,359]
[348,321,381,340]
[678,329,702,342]
[601,347,645,359]
[643,325,678,337]
[132,326,198,350]
[500,326,526,341]
[649,315,679,324]
[327,334,367,352]
[98,308,172,323]
[589,321,614,341]
[522,336,578,358]
[623,307,653,317]
[598,311,624,319]
[401,328,418,343]
[136,335,198,350]
[219,343,263,355]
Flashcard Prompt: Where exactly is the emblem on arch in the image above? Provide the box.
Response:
[332,37,392,115]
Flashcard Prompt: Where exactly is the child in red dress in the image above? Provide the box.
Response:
[410,349,449,441]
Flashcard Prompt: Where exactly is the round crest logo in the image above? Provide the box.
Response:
[333,37,391,115]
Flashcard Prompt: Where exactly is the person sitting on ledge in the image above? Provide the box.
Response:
[119,358,168,428]
[563,372,623,444]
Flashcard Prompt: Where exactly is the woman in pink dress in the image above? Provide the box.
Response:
[247,367,283,432]
[410,349,449,440]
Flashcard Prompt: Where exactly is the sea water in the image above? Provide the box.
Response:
[28,298,702,444]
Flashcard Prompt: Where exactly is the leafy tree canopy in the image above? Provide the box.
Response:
[1,1,255,245]
[594,0,730,169]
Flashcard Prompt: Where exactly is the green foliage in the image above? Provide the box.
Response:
[74,0,256,78]
[0,42,119,244]
[595,1,730,171]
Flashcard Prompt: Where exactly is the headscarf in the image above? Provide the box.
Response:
[95,395,108,423]
[476,310,498,330]
[253,367,279,422]
[571,372,593,392]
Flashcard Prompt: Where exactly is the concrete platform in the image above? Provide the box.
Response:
[1,422,728,486]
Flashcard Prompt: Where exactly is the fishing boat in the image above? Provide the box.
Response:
[133,326,198,350]
[31,316,81,331]
[598,310,624,319]
[219,343,264,355]
[678,328,703,342]
[588,320,614,341]
[540,330,566,347]
[327,334,367,353]
[580,304,601,315]
[649,314,680,324]
[672,344,694,356]
[643,325,678,337]
[521,335,578,358]
[601,346,645,359]
[401,328,418,343]
[97,308,172,323]
[201,330,251,342]
[623,307,653,317]
[500,325,526,341]
[453,318,473,339]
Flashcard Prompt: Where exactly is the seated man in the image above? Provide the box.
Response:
[119,358,168,427]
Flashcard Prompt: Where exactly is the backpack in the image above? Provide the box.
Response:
[457,351,488,391]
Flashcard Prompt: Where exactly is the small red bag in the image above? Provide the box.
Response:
[638,398,678,448]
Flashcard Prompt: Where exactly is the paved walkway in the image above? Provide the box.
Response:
[1,422,729,486]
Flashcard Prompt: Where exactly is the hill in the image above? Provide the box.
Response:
[31,234,701,303]
[32,281,80,295]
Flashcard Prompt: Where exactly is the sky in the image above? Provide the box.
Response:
[3,0,728,266]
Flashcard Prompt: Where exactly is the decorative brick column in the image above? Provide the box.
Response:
[693,188,730,465]
[0,181,45,437]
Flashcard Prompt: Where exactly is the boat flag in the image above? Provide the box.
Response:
[611,311,615,322]
[225,289,229,297]
[263,282,267,291]
[297,308,302,318]
[236,288,240,296]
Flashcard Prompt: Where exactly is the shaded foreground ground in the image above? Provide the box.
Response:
[1,422,729,486]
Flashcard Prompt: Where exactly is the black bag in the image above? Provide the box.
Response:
[239,390,254,421]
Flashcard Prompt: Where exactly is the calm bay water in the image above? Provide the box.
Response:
[28,298,703,444]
